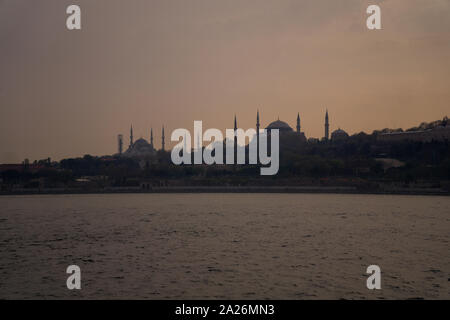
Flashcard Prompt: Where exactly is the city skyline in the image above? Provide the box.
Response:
[1,0,450,162]
[1,0,450,305]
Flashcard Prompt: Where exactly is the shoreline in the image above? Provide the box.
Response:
[1,186,449,196]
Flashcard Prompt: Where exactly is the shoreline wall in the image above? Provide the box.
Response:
[1,185,448,196]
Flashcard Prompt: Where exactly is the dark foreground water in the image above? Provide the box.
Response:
[0,193,448,299]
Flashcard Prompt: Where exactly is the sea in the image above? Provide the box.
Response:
[0,193,448,299]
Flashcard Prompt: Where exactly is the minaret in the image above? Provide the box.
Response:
[325,109,329,141]
[150,128,154,148]
[234,115,238,164]
[161,126,165,151]
[256,110,260,162]
[130,124,134,147]
[256,110,260,131]
[118,134,123,154]
[296,113,301,133]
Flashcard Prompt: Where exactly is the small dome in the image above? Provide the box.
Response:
[266,120,293,132]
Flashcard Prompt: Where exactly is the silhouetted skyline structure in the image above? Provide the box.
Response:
[121,110,330,154]
[118,112,450,161]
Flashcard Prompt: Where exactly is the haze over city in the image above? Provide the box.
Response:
[1,1,450,304]
[1,0,450,162]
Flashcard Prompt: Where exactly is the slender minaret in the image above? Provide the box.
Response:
[256,110,260,162]
[118,134,123,154]
[325,109,329,141]
[161,126,165,151]
[150,128,154,148]
[130,125,134,147]
[234,115,238,164]
[256,110,260,131]
[296,113,301,133]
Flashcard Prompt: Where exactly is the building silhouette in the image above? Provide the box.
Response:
[377,116,450,142]
[117,109,342,158]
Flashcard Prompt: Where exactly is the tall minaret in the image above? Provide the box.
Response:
[296,113,301,133]
[118,134,123,154]
[150,128,154,148]
[161,126,165,151]
[130,124,134,147]
[234,115,238,164]
[256,110,260,132]
[256,110,260,162]
[325,109,329,141]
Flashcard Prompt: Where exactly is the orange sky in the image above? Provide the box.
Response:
[1,0,449,162]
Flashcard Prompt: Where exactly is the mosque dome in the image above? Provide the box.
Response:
[134,138,149,146]
[331,128,349,141]
[266,120,293,132]
[124,138,155,158]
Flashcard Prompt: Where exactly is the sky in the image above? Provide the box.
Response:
[0,0,449,162]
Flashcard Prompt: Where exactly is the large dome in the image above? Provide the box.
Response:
[123,138,155,158]
[331,128,349,141]
[266,120,293,132]
[133,138,150,147]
